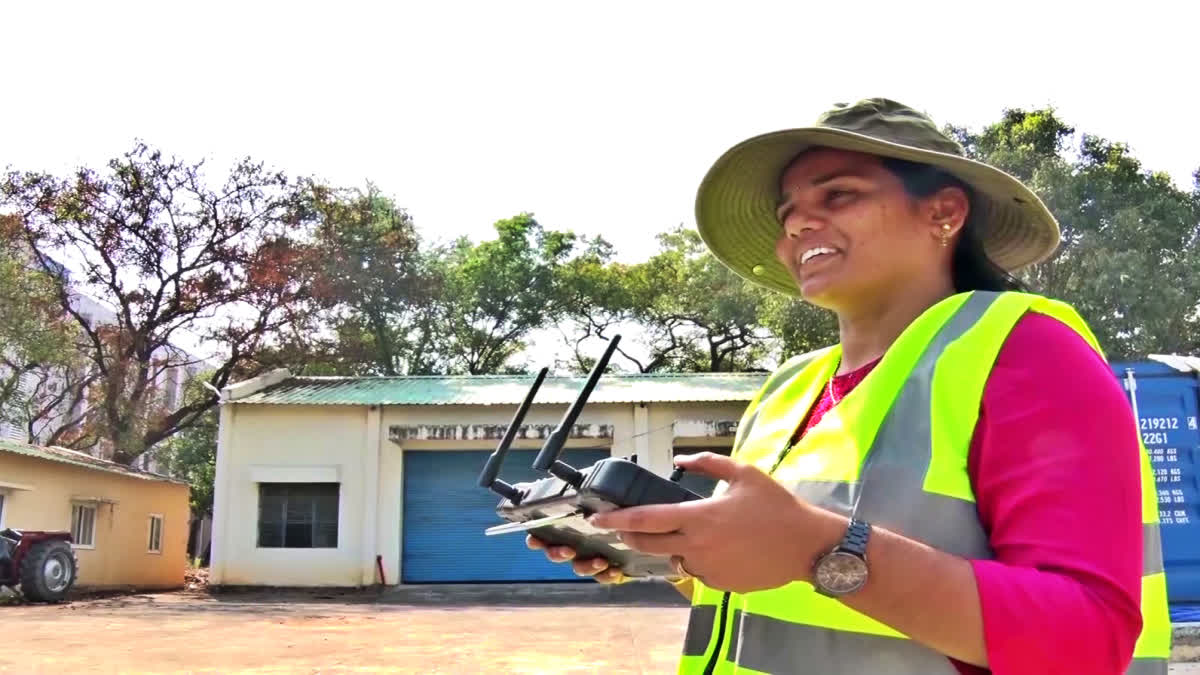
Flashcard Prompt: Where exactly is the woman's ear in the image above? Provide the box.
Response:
[925,185,970,239]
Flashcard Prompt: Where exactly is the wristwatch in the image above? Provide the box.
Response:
[811,518,871,597]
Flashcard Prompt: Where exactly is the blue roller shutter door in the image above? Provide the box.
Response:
[402,448,611,583]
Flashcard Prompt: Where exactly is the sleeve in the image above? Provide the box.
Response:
[960,312,1145,675]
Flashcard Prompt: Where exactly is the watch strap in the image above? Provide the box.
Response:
[839,518,871,557]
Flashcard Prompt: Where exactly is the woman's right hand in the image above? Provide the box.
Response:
[526,535,628,584]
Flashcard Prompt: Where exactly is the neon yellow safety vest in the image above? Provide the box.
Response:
[679,291,1171,675]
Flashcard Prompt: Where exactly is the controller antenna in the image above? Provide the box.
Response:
[478,366,549,503]
[532,335,621,487]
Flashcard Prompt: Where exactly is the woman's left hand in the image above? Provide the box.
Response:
[588,452,843,593]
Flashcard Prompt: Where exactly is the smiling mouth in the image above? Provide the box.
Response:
[800,247,839,266]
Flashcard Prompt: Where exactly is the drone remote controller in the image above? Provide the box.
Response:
[477,335,704,578]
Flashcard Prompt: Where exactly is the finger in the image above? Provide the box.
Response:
[618,531,689,556]
[548,545,577,562]
[589,501,700,533]
[594,566,628,584]
[572,557,611,577]
[528,537,577,562]
[673,452,744,482]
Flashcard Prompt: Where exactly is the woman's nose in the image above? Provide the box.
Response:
[782,210,823,239]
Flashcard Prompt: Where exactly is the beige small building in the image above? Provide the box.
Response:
[209,369,767,587]
[0,439,191,590]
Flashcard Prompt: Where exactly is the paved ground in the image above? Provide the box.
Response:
[4,582,1200,673]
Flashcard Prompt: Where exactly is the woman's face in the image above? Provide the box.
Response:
[774,148,964,312]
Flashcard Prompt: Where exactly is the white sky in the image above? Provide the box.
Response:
[3,1,1197,264]
[3,1,1197,371]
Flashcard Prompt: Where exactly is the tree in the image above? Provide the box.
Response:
[432,214,584,374]
[565,226,779,373]
[757,292,839,359]
[1,142,321,463]
[302,182,442,376]
[0,217,88,438]
[153,376,218,518]
[952,109,1200,359]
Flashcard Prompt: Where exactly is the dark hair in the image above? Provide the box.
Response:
[878,157,1028,293]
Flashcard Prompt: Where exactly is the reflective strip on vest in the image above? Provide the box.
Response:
[680,291,1172,674]
[725,610,959,675]
[682,605,719,656]
[1144,523,1163,576]
[1125,659,1169,675]
[678,610,1167,675]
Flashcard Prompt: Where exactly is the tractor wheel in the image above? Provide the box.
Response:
[19,540,77,603]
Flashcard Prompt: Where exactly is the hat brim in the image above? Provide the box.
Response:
[694,126,1061,298]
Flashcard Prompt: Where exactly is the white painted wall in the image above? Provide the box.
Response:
[210,404,369,586]
[212,397,749,587]
[648,402,750,473]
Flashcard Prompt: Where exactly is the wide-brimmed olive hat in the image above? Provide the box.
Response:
[694,97,1061,297]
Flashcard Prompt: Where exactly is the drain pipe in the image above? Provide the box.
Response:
[1125,368,1143,426]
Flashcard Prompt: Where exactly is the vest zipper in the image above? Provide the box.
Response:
[702,591,731,675]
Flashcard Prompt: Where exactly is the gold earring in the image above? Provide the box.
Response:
[939,223,953,247]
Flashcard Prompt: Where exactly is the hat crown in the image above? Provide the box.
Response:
[817,98,964,157]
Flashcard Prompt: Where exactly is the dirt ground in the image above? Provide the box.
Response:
[1,585,691,674]
[6,583,1200,673]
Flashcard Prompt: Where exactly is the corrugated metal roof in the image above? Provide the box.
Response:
[0,439,187,485]
[1149,354,1200,374]
[232,372,770,406]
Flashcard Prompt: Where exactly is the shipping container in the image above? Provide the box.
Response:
[1112,357,1200,618]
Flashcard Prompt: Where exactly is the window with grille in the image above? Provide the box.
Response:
[257,483,339,548]
[71,502,97,547]
[147,514,163,553]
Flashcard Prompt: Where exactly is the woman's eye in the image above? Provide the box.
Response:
[826,189,855,206]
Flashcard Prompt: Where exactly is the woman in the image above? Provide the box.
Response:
[528,98,1170,674]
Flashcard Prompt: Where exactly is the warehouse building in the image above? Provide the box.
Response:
[207,369,764,587]
[208,355,1200,609]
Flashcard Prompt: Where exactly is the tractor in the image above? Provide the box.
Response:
[0,529,78,603]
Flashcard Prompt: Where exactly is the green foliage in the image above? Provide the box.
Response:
[153,375,218,516]
[0,221,86,436]
[432,213,586,374]
[757,293,839,358]
[301,182,442,376]
[564,225,782,373]
[957,108,1200,359]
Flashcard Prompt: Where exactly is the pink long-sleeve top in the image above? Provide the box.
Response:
[800,311,1145,674]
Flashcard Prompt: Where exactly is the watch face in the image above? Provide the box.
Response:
[814,551,867,595]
